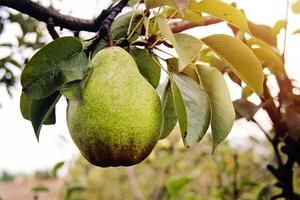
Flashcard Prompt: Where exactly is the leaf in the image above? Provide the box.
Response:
[162,7,203,24]
[233,99,260,120]
[128,0,139,6]
[20,92,56,125]
[171,74,211,147]
[175,34,202,71]
[166,58,199,82]
[242,86,254,99]
[60,67,93,101]
[157,16,177,45]
[197,65,235,149]
[170,76,187,139]
[20,92,32,121]
[293,29,300,35]
[51,161,64,178]
[189,0,250,33]
[292,0,300,14]
[160,81,177,139]
[157,17,202,71]
[252,47,283,74]
[248,21,277,47]
[273,20,287,35]
[31,91,62,141]
[21,37,88,99]
[167,176,192,198]
[144,0,175,8]
[174,0,190,14]
[202,34,264,96]
[129,47,161,88]
[144,0,189,13]
[111,11,144,42]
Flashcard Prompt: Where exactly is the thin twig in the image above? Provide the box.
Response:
[46,17,59,39]
[282,0,290,61]
[125,167,145,200]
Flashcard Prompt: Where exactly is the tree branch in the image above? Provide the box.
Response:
[0,0,100,32]
[170,16,222,33]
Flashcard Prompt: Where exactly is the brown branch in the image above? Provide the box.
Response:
[0,0,107,32]
[170,16,222,33]
[46,18,59,39]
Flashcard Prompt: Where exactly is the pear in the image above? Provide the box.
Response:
[67,47,163,167]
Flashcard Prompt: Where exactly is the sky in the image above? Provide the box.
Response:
[0,0,300,174]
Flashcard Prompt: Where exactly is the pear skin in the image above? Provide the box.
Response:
[67,47,163,167]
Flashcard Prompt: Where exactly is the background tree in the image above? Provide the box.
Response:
[0,0,299,199]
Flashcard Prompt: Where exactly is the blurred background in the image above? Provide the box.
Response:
[0,0,300,199]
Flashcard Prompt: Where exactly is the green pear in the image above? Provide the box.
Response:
[67,47,163,167]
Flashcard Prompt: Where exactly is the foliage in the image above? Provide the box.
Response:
[66,132,289,200]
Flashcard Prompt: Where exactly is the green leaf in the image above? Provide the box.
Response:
[157,17,202,71]
[20,92,32,121]
[21,37,88,99]
[202,34,264,96]
[167,176,192,198]
[20,92,56,125]
[111,11,144,42]
[171,74,211,147]
[129,47,161,88]
[197,65,235,150]
[60,67,92,102]
[175,33,202,71]
[160,80,177,139]
[189,0,250,33]
[31,92,62,141]
[157,16,177,45]
[128,0,139,6]
[51,161,64,178]
[170,76,187,139]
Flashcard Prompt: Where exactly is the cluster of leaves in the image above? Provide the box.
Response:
[19,0,267,151]
[0,9,45,100]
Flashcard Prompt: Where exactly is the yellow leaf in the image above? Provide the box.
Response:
[144,0,175,8]
[273,20,287,35]
[144,0,189,14]
[162,7,203,24]
[248,21,277,47]
[189,0,250,33]
[202,34,264,96]
[252,47,284,75]
[292,0,300,14]
[293,29,300,35]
